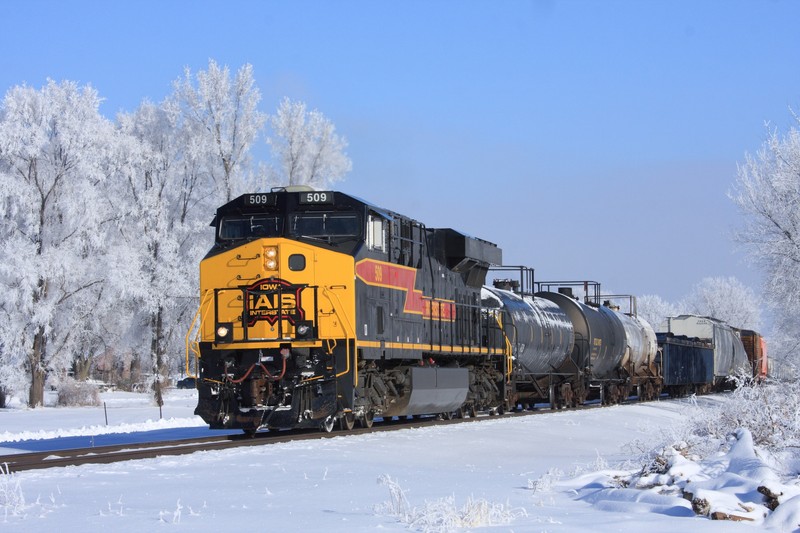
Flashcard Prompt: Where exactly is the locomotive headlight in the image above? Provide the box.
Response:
[264,246,278,271]
[215,322,233,343]
[295,320,314,339]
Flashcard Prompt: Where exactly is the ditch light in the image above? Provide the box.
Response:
[215,322,233,343]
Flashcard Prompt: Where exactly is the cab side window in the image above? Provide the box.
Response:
[367,212,387,253]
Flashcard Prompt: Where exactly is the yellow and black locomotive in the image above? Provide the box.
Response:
[188,187,508,432]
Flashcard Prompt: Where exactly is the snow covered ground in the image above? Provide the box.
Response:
[0,390,205,447]
[1,390,798,532]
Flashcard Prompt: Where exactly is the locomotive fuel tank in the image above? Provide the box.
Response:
[661,315,750,382]
[481,287,574,375]
[536,292,626,380]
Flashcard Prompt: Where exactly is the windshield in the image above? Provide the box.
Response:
[219,215,284,240]
[289,212,360,238]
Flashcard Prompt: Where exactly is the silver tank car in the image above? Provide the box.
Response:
[608,311,658,378]
[536,292,626,380]
[481,287,574,375]
[661,315,750,383]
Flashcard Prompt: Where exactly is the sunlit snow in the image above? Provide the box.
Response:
[1,390,799,531]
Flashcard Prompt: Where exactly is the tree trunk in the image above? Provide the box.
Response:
[29,272,49,407]
[129,353,141,388]
[28,324,47,407]
[74,355,92,381]
[0,387,6,408]
[151,307,165,407]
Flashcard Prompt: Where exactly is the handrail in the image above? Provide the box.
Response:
[211,283,318,343]
[491,311,514,379]
[185,289,213,378]
[321,286,356,384]
[321,285,356,338]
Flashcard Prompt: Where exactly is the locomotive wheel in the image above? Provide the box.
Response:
[321,416,336,433]
[340,412,356,431]
[360,411,374,429]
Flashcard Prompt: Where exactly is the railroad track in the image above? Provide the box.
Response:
[1,433,236,472]
[0,407,569,473]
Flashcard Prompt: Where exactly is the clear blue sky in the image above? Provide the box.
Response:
[2,0,798,303]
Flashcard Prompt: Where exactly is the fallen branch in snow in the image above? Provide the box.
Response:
[758,485,782,511]
[710,510,755,522]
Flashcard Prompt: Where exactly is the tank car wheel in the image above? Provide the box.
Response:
[360,411,374,429]
[469,404,479,418]
[340,412,356,431]
[643,382,654,402]
[455,407,466,419]
[573,387,587,407]
[560,383,574,409]
[440,411,454,421]
[321,415,336,433]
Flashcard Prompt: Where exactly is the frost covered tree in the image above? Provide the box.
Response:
[0,337,11,407]
[0,61,353,406]
[681,276,761,330]
[0,80,115,406]
[173,59,266,202]
[732,116,800,358]
[266,97,352,188]
[105,100,212,403]
[636,294,680,331]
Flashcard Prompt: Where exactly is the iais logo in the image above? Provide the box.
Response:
[245,278,305,326]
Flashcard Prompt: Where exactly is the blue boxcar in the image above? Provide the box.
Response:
[657,333,714,392]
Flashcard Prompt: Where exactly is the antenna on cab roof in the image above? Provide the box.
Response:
[271,185,316,193]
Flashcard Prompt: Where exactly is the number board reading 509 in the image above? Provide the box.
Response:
[299,191,334,205]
